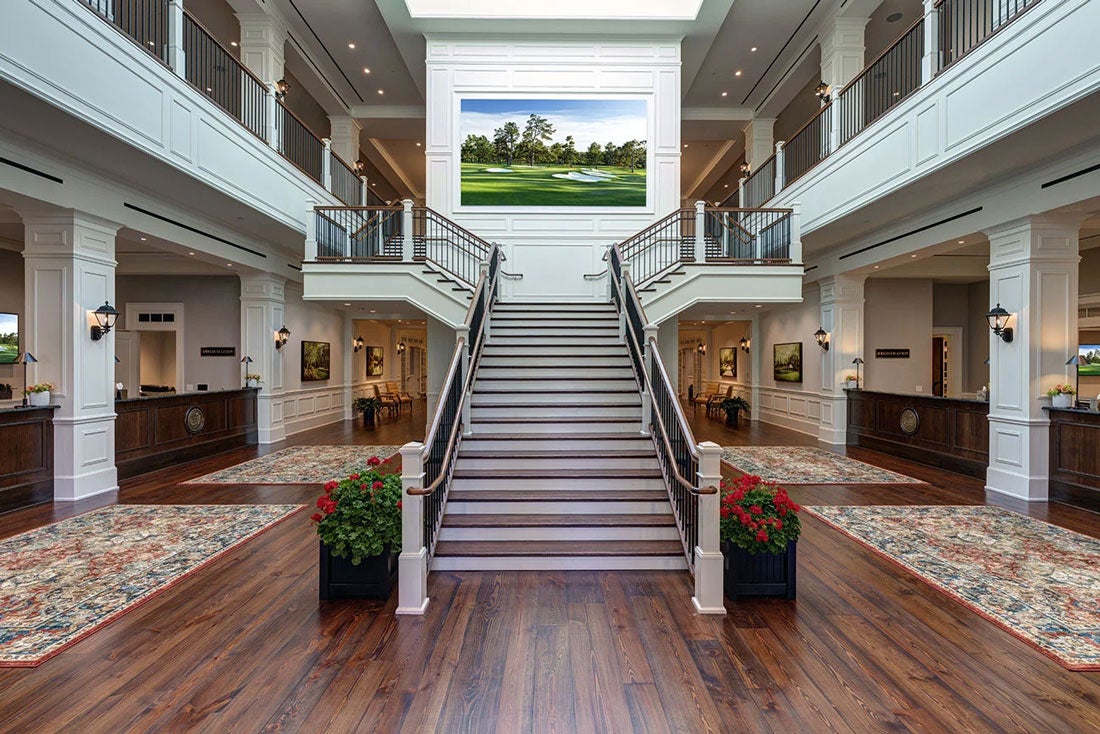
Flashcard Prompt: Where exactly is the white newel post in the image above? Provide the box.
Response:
[694,201,707,263]
[402,199,415,262]
[457,325,472,435]
[641,324,659,435]
[922,0,941,84]
[360,176,368,207]
[303,198,317,261]
[166,0,185,76]
[397,442,429,614]
[774,141,786,193]
[479,260,491,345]
[321,139,333,192]
[790,202,803,264]
[693,441,726,615]
[737,177,747,208]
[618,260,632,344]
[265,84,279,150]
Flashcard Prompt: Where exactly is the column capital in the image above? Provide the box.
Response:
[985,214,1084,268]
[238,272,287,303]
[235,11,288,84]
[19,209,121,267]
[818,274,865,305]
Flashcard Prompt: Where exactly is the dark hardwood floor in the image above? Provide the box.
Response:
[0,403,1098,732]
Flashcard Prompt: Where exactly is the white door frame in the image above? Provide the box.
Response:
[125,303,185,391]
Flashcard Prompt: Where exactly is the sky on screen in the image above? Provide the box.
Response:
[460,99,647,149]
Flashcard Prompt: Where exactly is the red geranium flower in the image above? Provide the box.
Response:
[372,480,384,490]
[310,513,322,522]
[367,456,382,467]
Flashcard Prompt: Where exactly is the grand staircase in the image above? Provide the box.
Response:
[431,302,687,570]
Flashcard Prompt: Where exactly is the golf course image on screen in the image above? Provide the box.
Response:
[0,313,17,365]
[459,99,647,207]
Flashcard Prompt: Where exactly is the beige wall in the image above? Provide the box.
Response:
[759,286,822,393]
[774,77,822,147]
[864,278,933,395]
[139,330,176,388]
[709,321,752,388]
[282,283,345,391]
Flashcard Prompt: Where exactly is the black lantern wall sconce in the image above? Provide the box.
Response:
[397,341,407,355]
[275,325,291,350]
[986,304,1014,343]
[697,343,707,355]
[353,336,364,354]
[90,301,119,341]
[814,81,832,104]
[739,337,750,354]
[814,327,830,351]
[274,78,290,100]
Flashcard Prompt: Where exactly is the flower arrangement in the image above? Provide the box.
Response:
[843,374,858,382]
[311,456,402,564]
[245,373,263,383]
[25,382,54,394]
[1046,384,1076,397]
[720,474,802,554]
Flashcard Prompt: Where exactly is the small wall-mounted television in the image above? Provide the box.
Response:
[1078,345,1100,377]
[0,313,17,365]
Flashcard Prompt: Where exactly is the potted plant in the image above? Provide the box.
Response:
[719,396,751,428]
[1047,384,1076,409]
[353,395,383,429]
[977,383,990,402]
[844,374,859,390]
[720,474,802,600]
[312,456,401,600]
[25,382,54,407]
[245,373,262,388]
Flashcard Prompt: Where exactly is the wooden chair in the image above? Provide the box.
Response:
[707,386,733,418]
[386,380,414,412]
[372,384,400,417]
[693,382,720,413]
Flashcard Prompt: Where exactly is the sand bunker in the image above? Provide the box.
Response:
[552,172,604,182]
[484,167,513,173]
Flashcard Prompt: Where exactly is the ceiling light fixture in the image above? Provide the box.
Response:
[377,89,384,95]
[188,252,195,256]
[348,43,356,49]
[734,70,743,77]
[230,41,238,47]
[139,237,147,241]
[363,67,371,74]
[958,239,965,244]
[416,142,421,147]
[721,92,728,97]
[750,46,758,52]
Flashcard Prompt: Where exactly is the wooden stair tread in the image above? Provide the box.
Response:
[443,513,674,528]
[459,450,654,459]
[463,433,649,440]
[454,468,660,479]
[433,540,684,557]
[471,402,640,409]
[449,489,667,502]
[472,417,636,424]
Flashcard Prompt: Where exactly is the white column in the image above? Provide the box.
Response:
[265,84,279,150]
[693,441,726,615]
[985,216,1081,502]
[166,0,185,76]
[817,274,865,445]
[742,119,775,170]
[21,210,120,501]
[774,141,786,192]
[819,15,869,93]
[304,198,317,261]
[402,199,415,262]
[342,311,354,421]
[321,138,333,192]
[693,200,707,263]
[328,116,362,169]
[790,202,803,264]
[397,441,429,615]
[425,315,453,421]
[922,0,941,84]
[749,315,761,421]
[239,274,287,444]
[235,12,287,85]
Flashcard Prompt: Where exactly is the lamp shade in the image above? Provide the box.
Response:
[240,356,253,365]
[1067,355,1088,366]
[16,352,37,364]
[851,357,864,366]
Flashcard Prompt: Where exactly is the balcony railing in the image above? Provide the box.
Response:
[617,209,695,284]
[703,209,793,261]
[743,155,776,209]
[938,0,1041,69]
[838,19,924,145]
[314,206,403,260]
[78,0,372,208]
[784,103,833,186]
[412,208,494,288]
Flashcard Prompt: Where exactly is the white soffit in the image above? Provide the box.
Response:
[403,0,704,21]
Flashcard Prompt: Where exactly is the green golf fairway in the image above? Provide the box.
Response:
[460,163,646,206]
[0,344,17,365]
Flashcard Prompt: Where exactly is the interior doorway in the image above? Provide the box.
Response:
[679,347,696,400]
[932,327,963,397]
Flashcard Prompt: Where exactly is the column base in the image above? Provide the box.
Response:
[396,547,429,615]
[692,548,727,615]
[53,414,118,501]
[985,465,1049,502]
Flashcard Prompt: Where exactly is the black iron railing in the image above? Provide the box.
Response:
[839,20,924,145]
[412,208,493,289]
[784,104,833,186]
[276,101,324,184]
[181,12,267,141]
[617,209,695,285]
[313,206,403,259]
[84,0,168,64]
[938,0,1040,69]
[742,155,776,208]
[330,152,361,206]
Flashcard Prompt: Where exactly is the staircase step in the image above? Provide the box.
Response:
[431,555,688,571]
[491,319,618,328]
[481,345,627,357]
[472,418,640,434]
[458,449,655,459]
[471,391,639,402]
[473,377,636,390]
[449,489,666,502]
[477,368,635,380]
[492,325,620,335]
[487,334,621,344]
[471,405,641,420]
[443,513,675,527]
[460,435,654,452]
[437,523,680,541]
[480,356,630,367]
[456,456,657,471]
[434,539,682,556]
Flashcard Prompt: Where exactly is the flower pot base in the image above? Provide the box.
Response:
[319,544,397,600]
[724,540,797,600]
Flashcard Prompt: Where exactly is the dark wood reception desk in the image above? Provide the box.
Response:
[0,405,58,512]
[115,388,259,479]
[1046,407,1100,512]
[846,390,990,478]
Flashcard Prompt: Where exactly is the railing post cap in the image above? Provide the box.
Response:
[694,200,707,211]
[322,138,332,146]
[644,323,660,335]
[399,441,425,456]
[697,441,722,455]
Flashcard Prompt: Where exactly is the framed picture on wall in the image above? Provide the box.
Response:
[0,312,17,365]
[367,346,384,377]
[773,342,802,383]
[719,347,737,378]
[1078,345,1100,376]
[301,341,331,382]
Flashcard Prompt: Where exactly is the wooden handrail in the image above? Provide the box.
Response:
[181,9,267,90]
[704,207,793,214]
[837,17,924,97]
[315,205,403,212]
[620,209,692,252]
[415,207,494,252]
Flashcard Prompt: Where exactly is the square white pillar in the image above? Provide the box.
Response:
[818,275,865,445]
[328,116,362,169]
[985,215,1082,502]
[235,12,287,84]
[240,274,287,444]
[21,210,120,501]
[742,118,775,171]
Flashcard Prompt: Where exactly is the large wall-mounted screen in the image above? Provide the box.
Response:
[0,313,17,364]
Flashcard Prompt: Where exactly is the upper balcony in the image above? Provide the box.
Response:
[730,0,1100,256]
[0,0,376,239]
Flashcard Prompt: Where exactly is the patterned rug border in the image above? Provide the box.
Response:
[0,503,305,669]
[805,505,1100,672]
[182,445,402,485]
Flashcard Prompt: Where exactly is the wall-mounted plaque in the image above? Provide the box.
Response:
[875,349,910,359]
[899,408,920,435]
[184,406,206,434]
[201,347,236,357]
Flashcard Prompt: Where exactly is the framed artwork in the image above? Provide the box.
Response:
[1078,345,1100,376]
[773,342,802,383]
[301,341,331,382]
[367,346,384,377]
[0,312,17,364]
[719,347,737,378]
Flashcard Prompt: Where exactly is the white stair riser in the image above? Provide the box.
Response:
[491,319,618,328]
[438,526,680,541]
[451,477,665,491]
[480,356,630,367]
[492,328,620,338]
[457,456,659,470]
[471,393,641,405]
[446,500,670,514]
[471,421,641,434]
[460,438,654,452]
[488,333,621,343]
[432,556,688,571]
[471,406,641,419]
[475,374,635,385]
[482,345,625,356]
[494,303,616,312]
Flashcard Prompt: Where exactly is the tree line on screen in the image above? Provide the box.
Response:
[461,114,647,171]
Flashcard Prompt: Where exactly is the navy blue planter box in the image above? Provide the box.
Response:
[319,543,397,600]
[723,540,797,600]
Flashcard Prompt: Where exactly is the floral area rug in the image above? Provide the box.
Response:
[0,504,302,667]
[184,445,402,485]
[720,446,922,485]
[807,505,1100,671]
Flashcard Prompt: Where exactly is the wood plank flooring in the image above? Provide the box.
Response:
[0,402,1098,732]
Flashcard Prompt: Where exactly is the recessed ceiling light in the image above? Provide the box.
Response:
[139,236,147,241]
[377,89,384,95]
[683,144,688,148]
[348,43,356,49]
[226,263,233,267]
[873,265,879,269]
[911,254,918,258]
[344,303,351,306]
[750,47,758,52]
[416,142,421,147]
[363,67,371,74]
[188,252,195,256]
[721,92,728,97]
[206,87,212,92]
[958,239,965,244]
[755,304,762,308]
[734,70,743,77]
[371,182,377,186]
[230,41,238,47]
[724,184,729,188]
[369,310,376,313]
